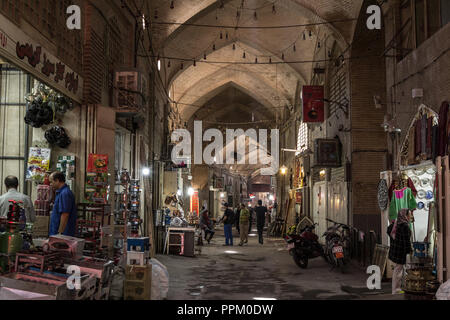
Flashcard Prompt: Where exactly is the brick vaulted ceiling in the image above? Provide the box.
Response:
[147,0,364,124]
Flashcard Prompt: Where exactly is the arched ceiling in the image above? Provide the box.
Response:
[146,0,364,177]
[148,0,363,124]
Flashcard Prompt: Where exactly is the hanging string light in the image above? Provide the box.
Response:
[232,43,236,50]
[293,44,296,52]
[254,11,257,20]
[328,50,332,58]
[272,4,276,14]
[204,52,207,59]
[281,53,285,60]
[168,60,171,68]
[255,57,258,64]
[213,44,216,50]
[243,51,246,59]
[180,61,184,69]
[303,32,306,40]
[170,1,174,9]
[157,55,161,71]
[220,31,223,39]
[241,0,245,8]
[193,60,196,67]
[236,10,240,17]
[269,57,272,64]
[318,41,321,48]
[154,9,158,20]
[309,30,312,37]
[219,0,225,9]
[225,32,229,39]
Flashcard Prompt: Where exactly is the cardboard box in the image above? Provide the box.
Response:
[126,264,151,282]
[124,279,151,300]
[32,216,50,234]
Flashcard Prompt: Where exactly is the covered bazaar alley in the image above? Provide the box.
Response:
[0,0,448,306]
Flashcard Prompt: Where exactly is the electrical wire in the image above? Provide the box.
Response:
[149,18,358,30]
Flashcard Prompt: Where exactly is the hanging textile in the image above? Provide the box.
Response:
[388,187,417,221]
[438,101,449,157]
[388,177,417,200]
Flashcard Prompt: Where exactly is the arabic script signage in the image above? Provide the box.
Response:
[0,12,83,102]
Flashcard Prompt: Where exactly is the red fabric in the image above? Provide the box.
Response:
[415,119,421,157]
[427,117,432,158]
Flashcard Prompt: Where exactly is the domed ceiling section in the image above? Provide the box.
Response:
[148,0,363,124]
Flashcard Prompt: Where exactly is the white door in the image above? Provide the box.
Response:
[327,182,348,225]
[313,182,328,244]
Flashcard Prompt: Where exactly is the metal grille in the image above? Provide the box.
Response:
[0,64,31,194]
[296,122,308,155]
[328,60,347,118]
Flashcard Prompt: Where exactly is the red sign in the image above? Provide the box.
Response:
[302,86,324,123]
[87,154,108,173]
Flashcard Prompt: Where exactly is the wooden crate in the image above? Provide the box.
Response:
[124,279,151,300]
[126,265,151,282]
[372,244,390,279]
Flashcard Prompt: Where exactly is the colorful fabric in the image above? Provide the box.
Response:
[388,187,417,221]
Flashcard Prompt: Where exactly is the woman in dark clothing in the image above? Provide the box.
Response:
[387,209,412,294]
[199,208,215,244]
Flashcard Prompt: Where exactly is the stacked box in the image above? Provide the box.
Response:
[124,264,152,300]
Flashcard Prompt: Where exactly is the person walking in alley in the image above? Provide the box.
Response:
[248,205,253,233]
[239,204,250,246]
[234,206,241,234]
[255,200,268,244]
[199,207,215,244]
[387,208,413,295]
[221,203,235,246]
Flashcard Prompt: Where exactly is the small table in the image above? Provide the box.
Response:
[164,227,195,255]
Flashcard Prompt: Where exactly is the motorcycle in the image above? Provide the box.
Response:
[323,218,351,272]
[284,224,325,269]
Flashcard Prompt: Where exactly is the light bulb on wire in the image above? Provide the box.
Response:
[170,1,174,9]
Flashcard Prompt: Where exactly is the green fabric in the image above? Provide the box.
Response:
[240,208,250,223]
[389,187,417,221]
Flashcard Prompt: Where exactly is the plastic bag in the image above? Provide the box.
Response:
[436,280,450,300]
[149,258,169,300]
[109,266,125,300]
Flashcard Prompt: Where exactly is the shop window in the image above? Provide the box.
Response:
[442,0,450,26]
[0,64,32,194]
[397,0,448,60]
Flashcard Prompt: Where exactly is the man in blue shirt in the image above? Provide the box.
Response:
[49,172,77,236]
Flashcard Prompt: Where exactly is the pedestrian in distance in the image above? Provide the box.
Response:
[235,206,241,234]
[387,208,413,295]
[199,207,215,244]
[255,200,268,244]
[239,203,250,246]
[220,203,235,246]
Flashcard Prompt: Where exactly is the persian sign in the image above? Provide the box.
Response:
[302,86,324,123]
[0,12,83,102]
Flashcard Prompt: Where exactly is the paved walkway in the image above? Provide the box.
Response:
[156,227,403,300]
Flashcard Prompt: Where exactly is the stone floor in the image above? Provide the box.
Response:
[156,228,404,300]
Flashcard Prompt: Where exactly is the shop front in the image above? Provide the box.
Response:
[379,103,450,292]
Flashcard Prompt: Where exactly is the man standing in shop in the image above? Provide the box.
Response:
[49,172,77,237]
[255,200,268,245]
[0,176,35,223]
